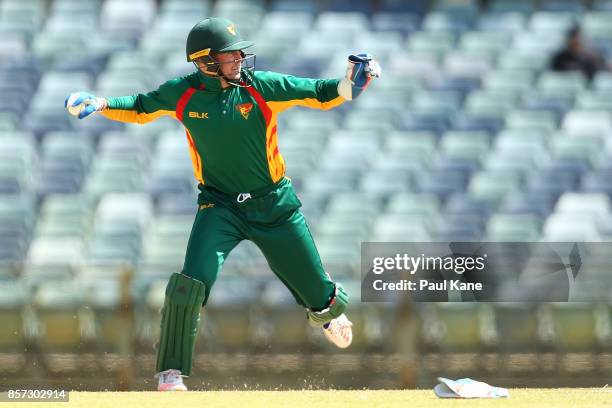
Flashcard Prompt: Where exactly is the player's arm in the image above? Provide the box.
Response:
[255,72,345,112]
[64,78,183,124]
[255,53,381,113]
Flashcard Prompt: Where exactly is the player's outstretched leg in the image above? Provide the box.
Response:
[155,273,207,391]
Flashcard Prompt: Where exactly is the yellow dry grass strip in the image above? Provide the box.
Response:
[3,388,611,408]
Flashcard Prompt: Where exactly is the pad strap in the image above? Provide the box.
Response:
[307,283,349,327]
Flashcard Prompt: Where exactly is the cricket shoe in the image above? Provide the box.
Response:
[323,313,353,349]
[156,369,187,391]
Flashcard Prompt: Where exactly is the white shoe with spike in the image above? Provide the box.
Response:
[323,313,353,349]
[156,369,188,391]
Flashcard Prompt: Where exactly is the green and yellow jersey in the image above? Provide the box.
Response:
[101,70,345,193]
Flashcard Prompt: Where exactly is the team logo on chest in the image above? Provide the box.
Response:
[236,103,254,120]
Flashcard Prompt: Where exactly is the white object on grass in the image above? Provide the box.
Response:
[434,377,509,398]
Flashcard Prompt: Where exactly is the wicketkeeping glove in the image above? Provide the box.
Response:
[337,53,381,100]
[64,91,107,119]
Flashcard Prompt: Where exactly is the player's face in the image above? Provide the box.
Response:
[215,51,243,80]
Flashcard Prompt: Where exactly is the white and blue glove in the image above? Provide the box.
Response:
[64,91,107,119]
[337,53,381,100]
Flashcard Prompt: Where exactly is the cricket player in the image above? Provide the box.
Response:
[65,17,380,391]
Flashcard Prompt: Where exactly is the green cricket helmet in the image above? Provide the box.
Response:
[186,17,256,86]
[186,17,254,62]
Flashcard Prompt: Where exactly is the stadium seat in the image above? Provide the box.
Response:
[443,50,494,78]
[489,0,535,14]
[575,91,612,111]
[0,281,27,354]
[484,70,534,94]
[205,278,262,351]
[269,0,317,13]
[406,31,456,56]
[343,109,397,133]
[422,11,474,34]
[486,214,542,241]
[445,193,492,218]
[257,280,310,350]
[389,52,439,80]
[562,110,612,138]
[592,72,612,91]
[549,135,603,167]
[25,237,84,282]
[459,31,512,54]
[484,153,535,177]
[372,12,419,36]
[372,213,433,241]
[424,304,489,351]
[493,304,544,352]
[415,169,468,201]
[528,168,580,198]
[82,279,126,350]
[434,216,484,242]
[505,110,559,133]
[555,192,610,216]
[468,170,523,207]
[521,91,573,119]
[513,30,564,54]
[371,150,428,174]
[538,72,588,96]
[385,130,437,154]
[541,0,585,12]
[429,75,481,95]
[379,0,428,15]
[500,191,556,218]
[549,304,601,352]
[315,11,369,34]
[33,281,88,352]
[593,0,612,10]
[385,192,440,217]
[452,113,504,134]
[477,11,526,33]
[358,169,411,196]
[497,50,550,70]
[440,130,490,158]
[582,11,612,43]
[411,90,462,118]
[529,11,577,32]
[100,0,156,38]
[581,170,612,196]
[542,213,602,241]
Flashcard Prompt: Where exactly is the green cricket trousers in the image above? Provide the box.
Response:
[187,176,334,310]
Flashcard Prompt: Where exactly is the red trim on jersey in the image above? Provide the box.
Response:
[243,83,271,126]
[175,87,202,183]
[272,125,279,156]
[185,128,201,175]
[176,87,196,121]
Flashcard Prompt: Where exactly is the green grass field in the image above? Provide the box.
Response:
[9,389,611,408]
